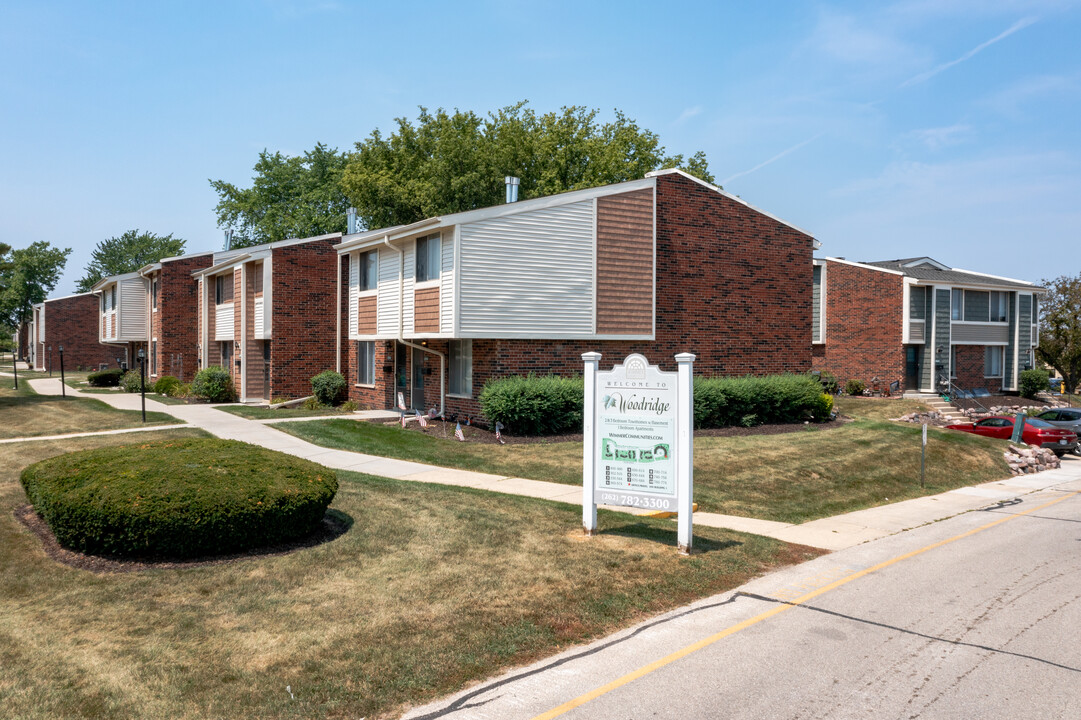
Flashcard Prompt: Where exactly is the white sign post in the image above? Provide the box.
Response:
[582,352,696,554]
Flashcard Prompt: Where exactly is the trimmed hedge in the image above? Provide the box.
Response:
[87,368,123,387]
[1019,368,1050,399]
[152,375,180,396]
[479,374,585,436]
[193,365,236,402]
[694,374,829,428]
[120,370,144,393]
[20,439,338,558]
[311,370,346,406]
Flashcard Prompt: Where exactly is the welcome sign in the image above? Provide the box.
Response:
[582,352,696,554]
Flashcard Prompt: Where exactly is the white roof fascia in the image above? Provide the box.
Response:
[823,257,906,276]
[44,292,99,304]
[950,267,1038,288]
[192,253,253,279]
[909,278,1043,293]
[91,270,143,292]
[646,168,816,239]
[267,231,342,250]
[137,263,161,277]
[159,249,215,264]
[335,224,409,252]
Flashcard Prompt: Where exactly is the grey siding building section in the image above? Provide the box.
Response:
[918,288,936,390]
[931,288,951,389]
[909,286,927,320]
[812,265,822,343]
[1018,294,1033,379]
[1005,293,1018,390]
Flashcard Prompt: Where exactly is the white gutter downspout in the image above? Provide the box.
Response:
[385,235,446,416]
[335,253,342,374]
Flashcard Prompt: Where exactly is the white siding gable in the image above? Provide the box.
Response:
[118,277,148,341]
[348,251,360,339]
[377,247,400,336]
[458,200,594,337]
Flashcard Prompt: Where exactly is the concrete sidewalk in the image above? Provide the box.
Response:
[24,376,1081,551]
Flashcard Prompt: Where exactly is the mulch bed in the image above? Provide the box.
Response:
[14,505,351,574]
[374,416,848,445]
[953,394,1053,411]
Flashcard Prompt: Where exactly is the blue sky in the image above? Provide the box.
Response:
[2,0,1079,296]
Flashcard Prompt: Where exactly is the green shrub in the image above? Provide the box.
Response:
[816,369,839,394]
[340,400,358,412]
[170,382,191,398]
[302,397,326,410]
[20,439,338,558]
[811,393,834,421]
[1019,368,1050,399]
[479,374,585,436]
[844,378,866,396]
[152,375,180,396]
[311,370,346,406]
[87,368,123,387]
[192,365,236,402]
[120,370,144,393]
[693,374,826,428]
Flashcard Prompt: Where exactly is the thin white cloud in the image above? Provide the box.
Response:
[906,123,972,150]
[675,106,703,124]
[722,133,826,185]
[900,16,1039,87]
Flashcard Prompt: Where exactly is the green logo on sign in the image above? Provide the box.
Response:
[601,438,670,463]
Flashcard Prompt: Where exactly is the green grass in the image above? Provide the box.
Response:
[216,404,356,420]
[65,379,193,405]
[0,429,821,720]
[279,396,1013,524]
[0,376,180,439]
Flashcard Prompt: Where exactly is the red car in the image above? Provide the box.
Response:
[945,415,1078,457]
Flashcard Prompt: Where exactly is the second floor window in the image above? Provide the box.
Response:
[151,278,158,310]
[415,234,441,283]
[360,250,378,291]
[215,275,234,305]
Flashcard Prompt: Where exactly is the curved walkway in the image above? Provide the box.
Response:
[24,377,1081,551]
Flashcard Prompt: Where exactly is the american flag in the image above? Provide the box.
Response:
[495,421,505,445]
[415,409,428,428]
[454,421,465,441]
[397,392,407,411]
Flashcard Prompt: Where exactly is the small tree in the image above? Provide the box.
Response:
[1036,274,1081,394]
[0,241,71,332]
[76,230,185,293]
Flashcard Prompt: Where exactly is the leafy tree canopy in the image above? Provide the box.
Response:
[76,230,186,293]
[1036,273,1081,394]
[210,142,350,249]
[342,102,715,229]
[0,241,71,329]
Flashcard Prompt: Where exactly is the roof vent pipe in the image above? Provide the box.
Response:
[224,229,233,250]
[505,176,520,203]
[347,207,357,234]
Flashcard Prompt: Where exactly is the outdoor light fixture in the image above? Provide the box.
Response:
[58,345,65,397]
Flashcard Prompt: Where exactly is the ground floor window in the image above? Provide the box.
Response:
[950,346,957,379]
[357,341,375,385]
[984,347,1003,377]
[449,339,472,396]
[220,341,232,370]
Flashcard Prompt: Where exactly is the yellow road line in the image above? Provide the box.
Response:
[531,490,1081,720]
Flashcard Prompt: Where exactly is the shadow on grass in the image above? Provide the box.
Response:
[598,521,742,555]
[15,506,356,574]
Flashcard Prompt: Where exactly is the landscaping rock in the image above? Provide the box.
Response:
[1002,443,1061,476]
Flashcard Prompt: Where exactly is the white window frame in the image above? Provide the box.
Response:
[151,278,158,312]
[359,250,378,292]
[356,341,376,387]
[448,339,472,397]
[984,346,1003,378]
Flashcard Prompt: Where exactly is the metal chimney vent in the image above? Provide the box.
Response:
[347,207,358,234]
[505,176,520,203]
[224,229,233,250]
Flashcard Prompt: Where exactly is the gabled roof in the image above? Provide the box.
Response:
[90,270,144,293]
[865,258,1040,290]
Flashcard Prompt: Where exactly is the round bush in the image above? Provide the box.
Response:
[311,370,346,406]
[193,365,236,402]
[152,375,180,396]
[20,439,338,558]
[120,370,144,393]
[844,378,866,396]
[87,368,123,387]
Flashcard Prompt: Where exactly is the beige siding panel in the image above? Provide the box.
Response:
[596,190,653,335]
[952,323,1009,344]
[253,297,265,337]
[459,200,594,336]
[215,302,234,341]
[414,287,440,333]
[118,277,147,341]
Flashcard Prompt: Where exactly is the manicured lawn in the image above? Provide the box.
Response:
[279,396,1013,524]
[0,376,180,439]
[217,404,356,420]
[1,430,821,720]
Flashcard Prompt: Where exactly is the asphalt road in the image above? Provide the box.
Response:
[405,481,1081,720]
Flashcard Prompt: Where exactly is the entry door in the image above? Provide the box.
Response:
[412,348,425,411]
[905,346,921,390]
[395,343,408,408]
[262,341,270,399]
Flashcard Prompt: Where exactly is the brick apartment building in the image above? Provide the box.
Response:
[812,257,1043,394]
[194,233,340,402]
[138,251,214,382]
[28,294,117,372]
[336,169,817,419]
[92,270,148,367]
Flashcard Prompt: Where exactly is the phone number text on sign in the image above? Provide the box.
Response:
[598,492,676,511]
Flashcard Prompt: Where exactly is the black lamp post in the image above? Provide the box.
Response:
[48,345,53,377]
[137,348,146,422]
[11,345,17,391]
[58,345,65,397]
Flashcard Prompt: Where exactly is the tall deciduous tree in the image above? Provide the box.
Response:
[210,142,350,249]
[1036,274,1081,394]
[76,230,186,293]
[342,102,715,229]
[0,241,71,330]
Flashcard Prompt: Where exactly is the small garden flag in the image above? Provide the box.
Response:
[495,422,505,445]
[455,421,465,441]
[415,409,428,428]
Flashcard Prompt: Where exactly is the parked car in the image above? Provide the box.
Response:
[945,415,1078,457]
[1034,408,1081,455]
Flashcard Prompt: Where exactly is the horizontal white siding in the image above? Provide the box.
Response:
[348,252,359,338]
[215,303,234,340]
[118,277,148,341]
[458,200,594,336]
[377,248,399,336]
[403,242,415,333]
[441,231,454,333]
[253,297,265,337]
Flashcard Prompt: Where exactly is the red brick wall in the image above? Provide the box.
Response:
[811,260,905,389]
[39,294,117,371]
[269,239,339,399]
[346,173,816,419]
[155,254,212,382]
[953,345,1003,393]
[17,323,29,363]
